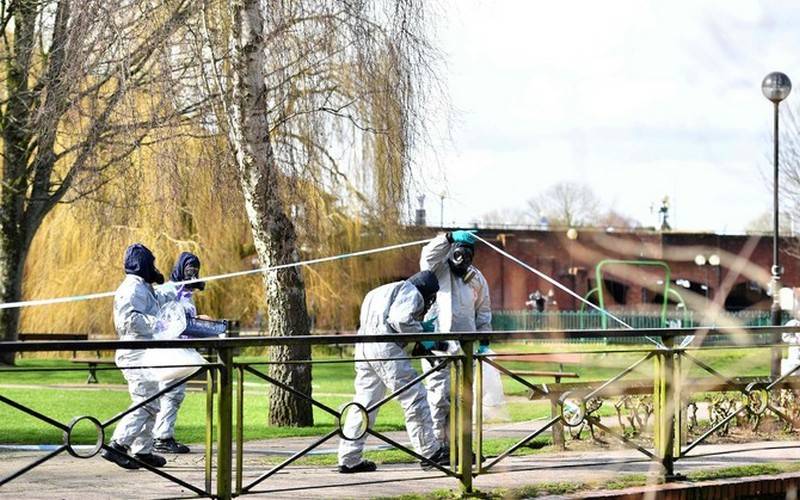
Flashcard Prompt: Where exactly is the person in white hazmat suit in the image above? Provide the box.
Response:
[782,310,800,376]
[337,270,449,473]
[152,252,207,454]
[101,243,176,470]
[419,230,492,446]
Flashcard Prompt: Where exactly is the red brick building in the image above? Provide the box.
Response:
[400,228,800,312]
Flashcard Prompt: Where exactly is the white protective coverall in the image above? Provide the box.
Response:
[420,234,492,443]
[337,281,440,467]
[111,275,175,454]
[152,287,196,440]
[782,318,800,376]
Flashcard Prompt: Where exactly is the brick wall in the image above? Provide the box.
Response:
[400,227,799,312]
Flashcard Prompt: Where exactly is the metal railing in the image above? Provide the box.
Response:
[492,310,785,343]
[2,326,800,498]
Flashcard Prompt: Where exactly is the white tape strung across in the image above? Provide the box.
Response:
[0,238,432,311]
[473,234,665,348]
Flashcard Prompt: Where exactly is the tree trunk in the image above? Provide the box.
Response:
[0,2,37,365]
[262,210,313,427]
[0,239,26,365]
[228,0,312,426]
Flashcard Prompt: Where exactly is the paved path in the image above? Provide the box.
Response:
[2,432,800,499]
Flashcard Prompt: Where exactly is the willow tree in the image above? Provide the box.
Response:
[199,0,440,426]
[0,0,203,363]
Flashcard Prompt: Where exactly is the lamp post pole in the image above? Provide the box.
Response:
[762,71,792,378]
[439,192,445,228]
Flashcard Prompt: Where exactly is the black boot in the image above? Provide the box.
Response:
[420,446,450,470]
[101,441,140,470]
[133,452,167,468]
[338,460,377,474]
[154,437,190,454]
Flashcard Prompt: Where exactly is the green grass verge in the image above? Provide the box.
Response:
[686,462,800,481]
[377,462,800,499]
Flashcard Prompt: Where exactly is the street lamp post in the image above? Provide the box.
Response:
[694,253,720,299]
[762,71,792,378]
[439,192,445,228]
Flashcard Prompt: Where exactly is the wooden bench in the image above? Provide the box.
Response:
[19,333,90,358]
[69,357,115,384]
[510,370,580,383]
[488,353,583,449]
[522,376,800,450]
[492,352,583,384]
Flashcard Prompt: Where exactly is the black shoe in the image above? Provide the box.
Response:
[101,441,140,470]
[420,446,450,470]
[133,452,167,468]
[154,437,190,454]
[338,460,377,474]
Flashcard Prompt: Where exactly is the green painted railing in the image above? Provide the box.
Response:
[3,325,800,496]
[492,310,785,344]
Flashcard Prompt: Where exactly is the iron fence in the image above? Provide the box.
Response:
[492,310,786,345]
[1,327,800,498]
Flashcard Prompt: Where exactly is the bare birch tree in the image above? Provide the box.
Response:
[199,0,440,426]
[527,181,604,228]
[0,0,205,363]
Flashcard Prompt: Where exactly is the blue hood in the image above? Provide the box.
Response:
[171,252,204,290]
[123,243,164,284]
[407,270,439,303]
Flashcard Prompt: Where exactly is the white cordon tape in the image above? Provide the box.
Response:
[0,238,432,310]
[473,234,665,348]
[0,232,666,348]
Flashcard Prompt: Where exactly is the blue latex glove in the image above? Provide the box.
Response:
[451,230,477,245]
[420,340,436,350]
[421,317,437,333]
[476,344,490,355]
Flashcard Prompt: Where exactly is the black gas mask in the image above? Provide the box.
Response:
[171,252,205,290]
[448,243,474,280]
[182,264,205,290]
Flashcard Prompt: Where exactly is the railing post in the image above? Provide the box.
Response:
[205,367,214,493]
[236,364,244,495]
[550,396,565,450]
[459,340,474,493]
[449,359,458,468]
[653,338,676,480]
[674,351,685,458]
[216,347,234,499]
[475,354,483,474]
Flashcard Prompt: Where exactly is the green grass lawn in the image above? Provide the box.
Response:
[0,342,777,446]
[482,343,772,397]
[0,356,556,446]
[0,384,559,446]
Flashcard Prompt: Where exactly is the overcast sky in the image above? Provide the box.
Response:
[414,0,800,233]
